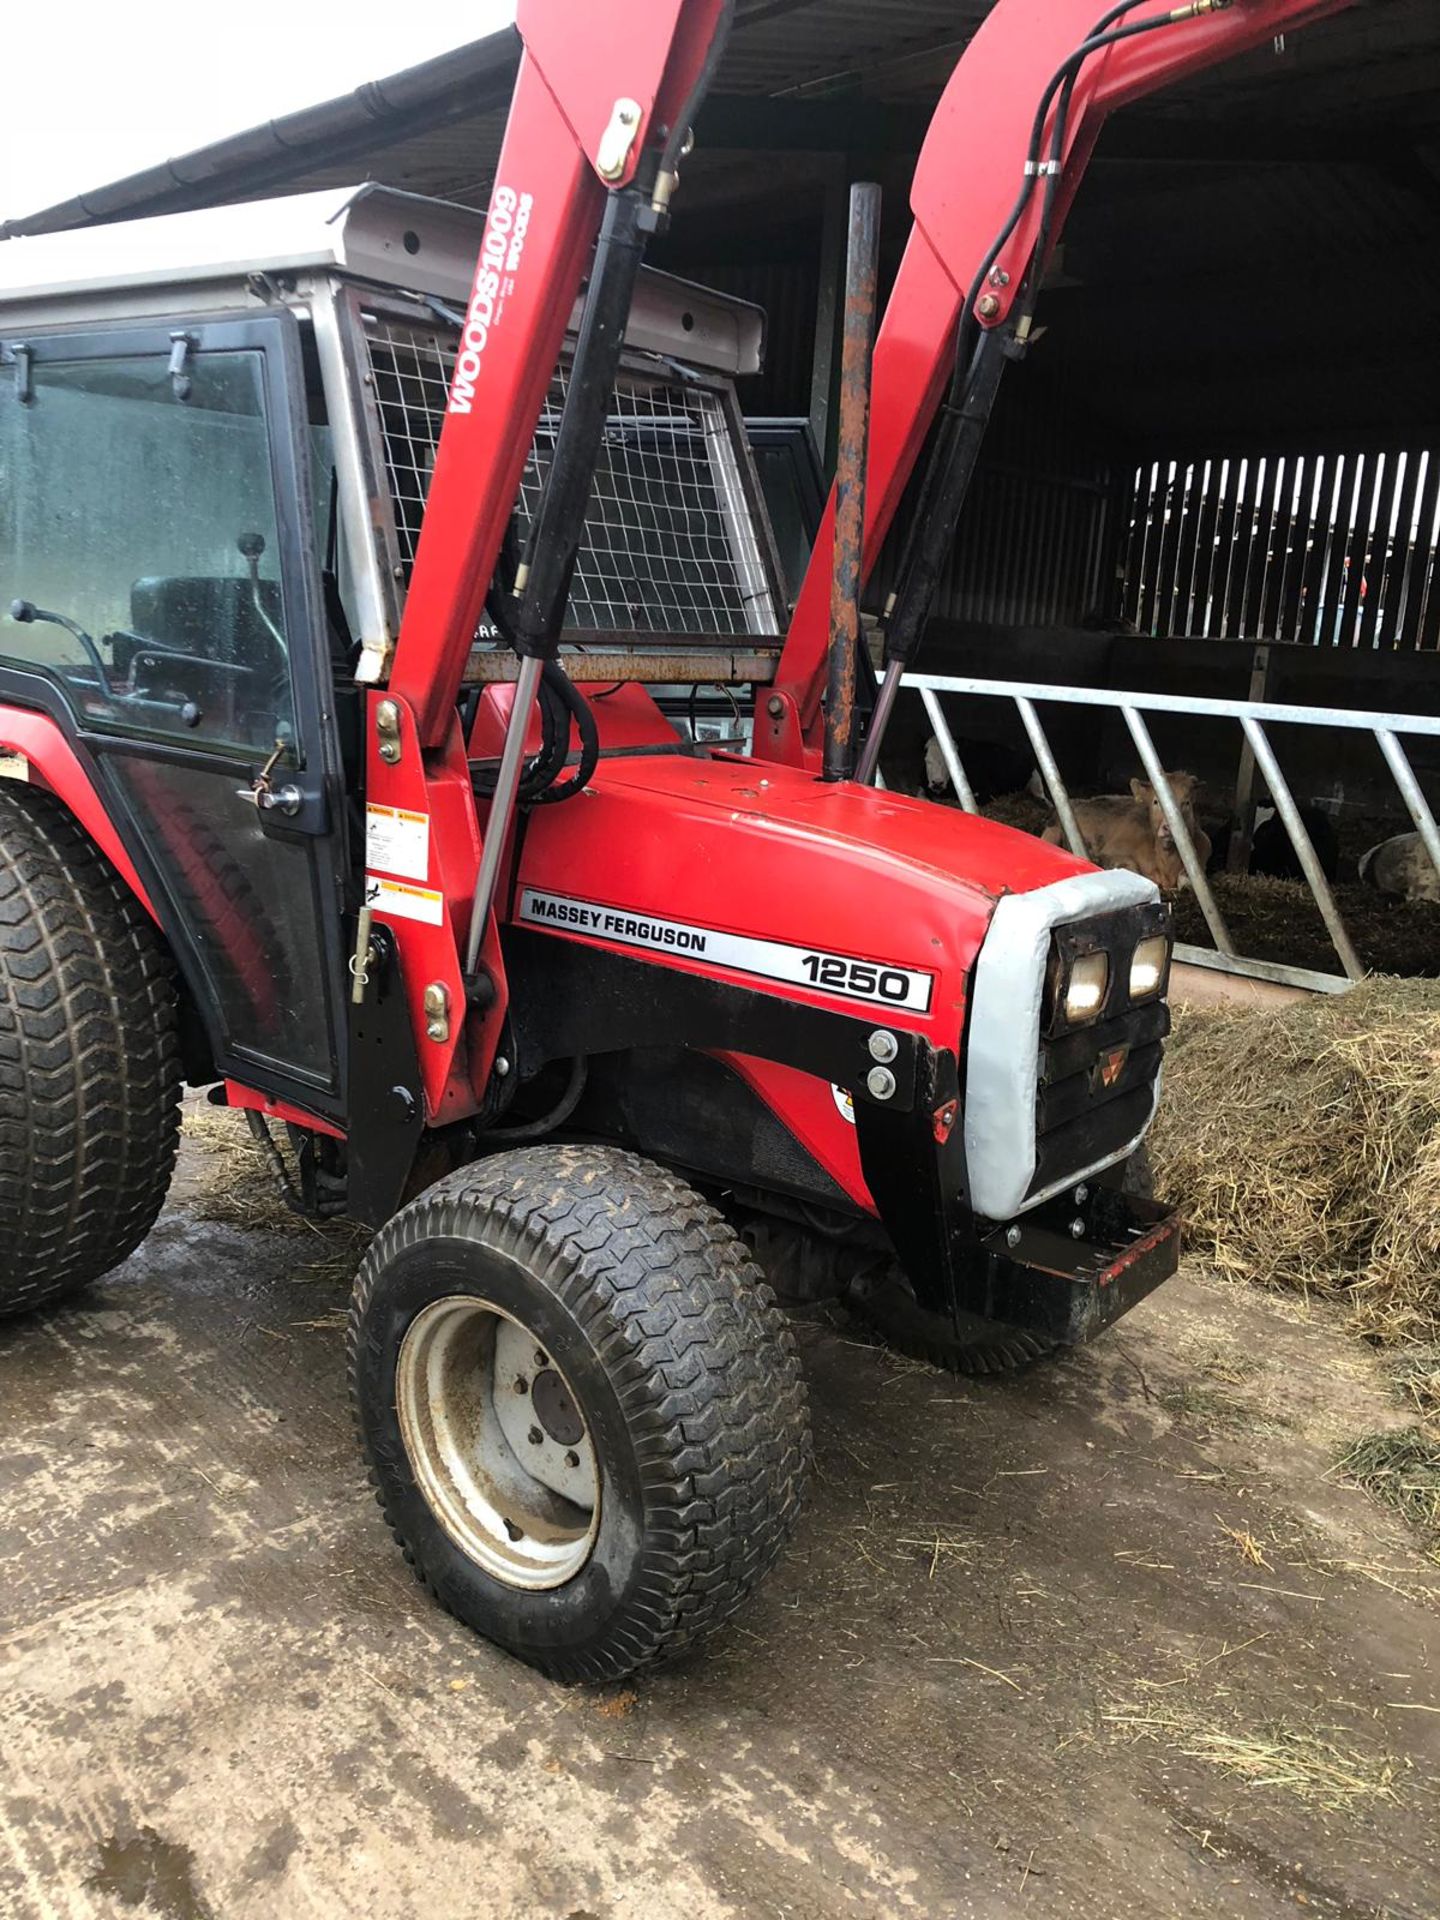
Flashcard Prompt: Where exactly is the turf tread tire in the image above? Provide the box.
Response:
[0,784,181,1317]
[348,1145,811,1682]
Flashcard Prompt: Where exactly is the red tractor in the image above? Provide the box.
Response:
[0,0,1339,1679]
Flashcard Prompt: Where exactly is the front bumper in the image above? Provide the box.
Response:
[969,1184,1181,1347]
[855,1012,1179,1341]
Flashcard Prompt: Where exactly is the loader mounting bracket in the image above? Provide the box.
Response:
[347,923,425,1228]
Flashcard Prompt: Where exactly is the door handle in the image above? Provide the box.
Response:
[236,782,303,817]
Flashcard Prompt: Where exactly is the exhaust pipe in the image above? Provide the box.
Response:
[822,182,881,784]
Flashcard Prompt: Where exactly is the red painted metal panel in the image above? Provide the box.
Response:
[719,1053,871,1212]
[0,705,156,917]
[361,690,494,1123]
[388,0,730,748]
[387,60,599,748]
[513,753,1083,1029]
[467,680,678,760]
[223,1079,347,1142]
[510,749,1091,1206]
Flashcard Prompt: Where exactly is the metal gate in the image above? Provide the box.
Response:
[910,670,1440,992]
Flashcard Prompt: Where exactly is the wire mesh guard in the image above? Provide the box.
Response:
[362,315,774,636]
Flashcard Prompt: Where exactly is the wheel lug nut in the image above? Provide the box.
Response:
[528,1426,543,1446]
[514,1376,529,1395]
[565,1450,580,1469]
[534,1349,549,1369]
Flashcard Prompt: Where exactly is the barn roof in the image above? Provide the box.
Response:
[3,3,1436,446]
[3,2,1436,240]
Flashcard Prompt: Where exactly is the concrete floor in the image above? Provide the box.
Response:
[1,1124,1438,1920]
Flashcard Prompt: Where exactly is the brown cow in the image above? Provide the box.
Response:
[1042,772,1210,891]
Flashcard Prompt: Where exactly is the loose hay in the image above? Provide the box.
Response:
[1393,1345,1440,1423]
[1103,1703,1403,1812]
[1149,978,1440,1344]
[182,1102,371,1279]
[978,789,1050,837]
[1337,1429,1440,1554]
[184,1101,297,1231]
[1172,873,1440,980]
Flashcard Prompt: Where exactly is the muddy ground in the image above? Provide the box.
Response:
[2,1127,1438,1919]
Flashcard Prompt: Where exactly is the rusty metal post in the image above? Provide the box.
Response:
[822,181,881,783]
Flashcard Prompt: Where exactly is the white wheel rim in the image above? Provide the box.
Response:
[395,1296,600,1591]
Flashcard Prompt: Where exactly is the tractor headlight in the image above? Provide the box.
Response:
[1062,950,1110,1024]
[1128,934,1170,1000]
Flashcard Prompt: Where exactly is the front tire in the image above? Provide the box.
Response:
[348,1146,811,1682]
[0,785,180,1317]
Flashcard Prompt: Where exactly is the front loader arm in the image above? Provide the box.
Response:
[387,0,731,748]
[764,0,1352,765]
[358,0,732,1160]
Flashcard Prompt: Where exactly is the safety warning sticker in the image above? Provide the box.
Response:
[366,875,444,928]
[365,803,430,882]
[0,751,29,782]
[518,887,934,1013]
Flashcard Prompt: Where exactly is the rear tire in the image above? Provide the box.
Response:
[0,785,181,1317]
[348,1145,811,1682]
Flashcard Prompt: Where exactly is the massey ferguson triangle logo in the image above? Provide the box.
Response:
[1096,1046,1128,1091]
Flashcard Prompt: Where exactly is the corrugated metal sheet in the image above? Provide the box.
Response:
[719,0,985,99]
[1040,156,1440,447]
[687,252,820,417]
[869,372,1117,629]
[3,0,1435,657]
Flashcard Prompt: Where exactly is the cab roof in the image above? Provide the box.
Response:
[0,183,765,376]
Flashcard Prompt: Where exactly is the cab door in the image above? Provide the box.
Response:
[0,310,352,1113]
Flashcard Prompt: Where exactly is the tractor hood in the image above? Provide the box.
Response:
[513,748,1097,1043]
[509,743,1167,1238]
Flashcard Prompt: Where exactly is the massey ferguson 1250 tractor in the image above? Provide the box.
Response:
[0,0,1339,1679]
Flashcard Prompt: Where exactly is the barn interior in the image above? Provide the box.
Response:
[4,0,1438,941]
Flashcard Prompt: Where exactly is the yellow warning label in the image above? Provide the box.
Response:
[366,874,444,927]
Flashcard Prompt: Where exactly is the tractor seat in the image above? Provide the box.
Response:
[124,575,284,675]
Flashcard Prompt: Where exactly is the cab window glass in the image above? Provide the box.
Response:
[0,349,296,756]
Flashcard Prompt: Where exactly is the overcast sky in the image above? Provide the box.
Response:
[1,1,517,221]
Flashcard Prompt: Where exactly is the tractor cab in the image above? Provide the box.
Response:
[0,185,780,1110]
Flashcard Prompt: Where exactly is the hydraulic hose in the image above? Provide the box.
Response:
[653,0,736,215]
[530,661,601,806]
[957,1,1240,377]
[473,580,597,807]
[478,1056,589,1143]
[873,0,1231,687]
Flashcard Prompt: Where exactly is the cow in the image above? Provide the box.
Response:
[1359,831,1440,906]
[1208,805,1341,881]
[1043,772,1210,891]
[922,735,1034,806]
